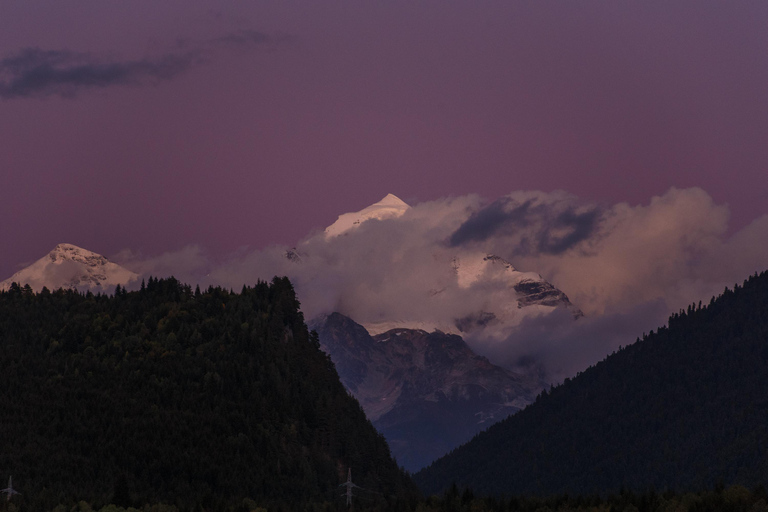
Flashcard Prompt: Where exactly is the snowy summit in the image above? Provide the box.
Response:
[325,193,410,237]
[0,243,139,293]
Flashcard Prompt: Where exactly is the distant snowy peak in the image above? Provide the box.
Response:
[455,252,576,306]
[456,254,534,288]
[451,252,582,333]
[325,193,410,237]
[0,243,139,293]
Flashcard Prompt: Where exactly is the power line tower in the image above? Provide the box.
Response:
[338,467,380,507]
[339,468,358,507]
[0,476,20,502]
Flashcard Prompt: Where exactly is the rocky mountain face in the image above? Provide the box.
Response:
[312,312,545,472]
[513,278,575,308]
[475,255,574,309]
[0,243,138,292]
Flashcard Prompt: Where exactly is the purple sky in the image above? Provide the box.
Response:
[2,1,767,279]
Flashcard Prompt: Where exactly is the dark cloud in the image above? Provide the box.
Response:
[0,30,273,99]
[448,194,601,255]
[538,208,601,254]
[448,197,531,247]
[0,47,197,99]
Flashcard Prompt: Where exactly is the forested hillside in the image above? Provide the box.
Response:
[0,278,414,511]
[415,271,768,497]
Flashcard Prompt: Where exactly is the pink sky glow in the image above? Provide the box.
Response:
[1,1,767,279]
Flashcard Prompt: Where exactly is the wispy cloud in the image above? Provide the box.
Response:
[0,30,273,99]
[0,48,195,98]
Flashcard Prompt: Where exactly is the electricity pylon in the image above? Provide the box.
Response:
[339,468,359,506]
[0,476,20,502]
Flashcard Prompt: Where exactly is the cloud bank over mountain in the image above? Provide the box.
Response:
[116,187,768,379]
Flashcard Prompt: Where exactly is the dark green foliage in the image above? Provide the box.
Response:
[0,277,415,510]
[415,271,768,497]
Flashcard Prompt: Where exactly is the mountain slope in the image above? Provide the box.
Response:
[0,243,138,292]
[0,278,414,510]
[313,313,543,471]
[415,270,768,496]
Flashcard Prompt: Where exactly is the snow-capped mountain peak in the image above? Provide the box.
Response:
[325,193,410,237]
[0,243,139,292]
